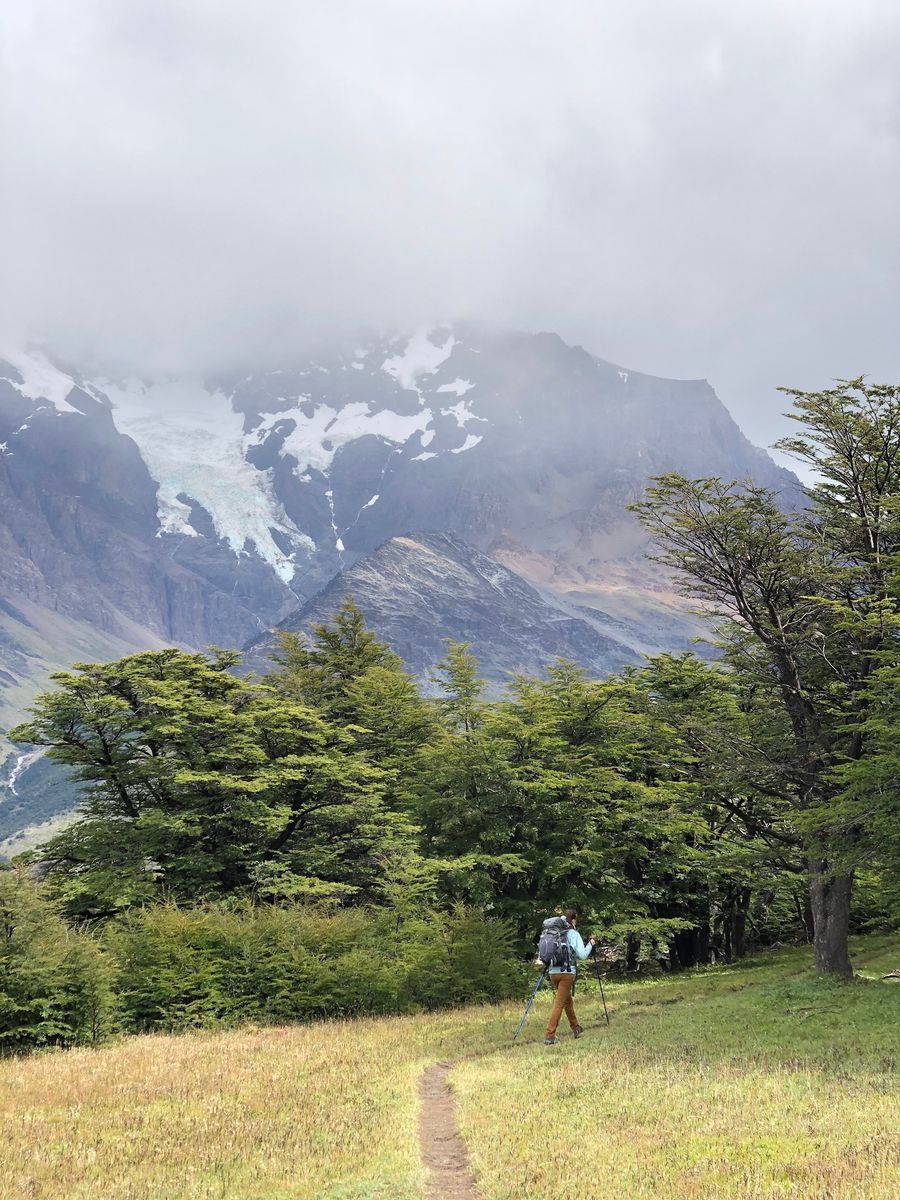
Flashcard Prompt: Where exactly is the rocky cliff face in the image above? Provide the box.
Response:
[1,326,795,686]
[0,360,289,652]
[244,532,648,687]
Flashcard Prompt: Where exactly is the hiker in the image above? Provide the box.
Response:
[545,908,596,1045]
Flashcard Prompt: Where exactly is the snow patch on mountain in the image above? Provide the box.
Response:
[0,349,81,414]
[257,400,433,475]
[324,488,345,555]
[381,328,456,395]
[4,750,42,796]
[441,399,486,427]
[451,434,483,454]
[105,378,307,581]
[436,378,474,397]
[98,351,490,578]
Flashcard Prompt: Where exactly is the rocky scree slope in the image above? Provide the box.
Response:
[243,531,645,687]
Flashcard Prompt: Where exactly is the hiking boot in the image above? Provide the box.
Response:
[544,1036,558,1045]
[573,1026,584,1039]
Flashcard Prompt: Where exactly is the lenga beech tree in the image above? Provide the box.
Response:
[632,379,900,976]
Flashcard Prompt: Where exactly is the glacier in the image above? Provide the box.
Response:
[102,377,309,582]
[1,331,491,589]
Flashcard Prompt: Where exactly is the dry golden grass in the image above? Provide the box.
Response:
[0,936,897,1200]
[0,1005,516,1200]
[3,1022,414,1200]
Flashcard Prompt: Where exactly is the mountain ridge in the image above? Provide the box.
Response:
[1,323,798,838]
[242,531,646,688]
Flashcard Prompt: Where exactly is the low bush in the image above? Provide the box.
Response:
[0,869,113,1052]
[105,902,524,1033]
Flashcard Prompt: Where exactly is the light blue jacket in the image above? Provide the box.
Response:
[549,927,592,974]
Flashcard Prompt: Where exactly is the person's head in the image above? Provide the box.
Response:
[564,908,578,927]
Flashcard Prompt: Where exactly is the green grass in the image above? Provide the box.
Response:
[0,936,897,1199]
[453,936,900,1199]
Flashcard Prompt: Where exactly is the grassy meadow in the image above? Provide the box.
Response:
[0,936,897,1200]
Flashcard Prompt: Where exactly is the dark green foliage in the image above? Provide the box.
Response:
[7,422,899,1032]
[631,379,900,974]
[9,647,414,917]
[0,869,113,1051]
[10,618,894,995]
[270,600,438,808]
[105,903,523,1033]
[629,653,809,965]
[832,657,900,920]
[417,654,719,955]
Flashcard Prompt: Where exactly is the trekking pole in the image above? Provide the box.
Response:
[512,969,546,1040]
[591,946,610,1025]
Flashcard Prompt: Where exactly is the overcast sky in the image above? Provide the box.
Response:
[2,0,899,448]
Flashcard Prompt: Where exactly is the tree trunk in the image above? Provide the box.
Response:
[792,890,814,943]
[624,933,640,972]
[696,920,711,964]
[671,927,704,968]
[808,857,853,976]
[732,887,751,959]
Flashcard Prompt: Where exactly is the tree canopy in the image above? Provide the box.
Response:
[631,378,900,974]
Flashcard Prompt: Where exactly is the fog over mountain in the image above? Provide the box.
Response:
[0,323,793,699]
[0,323,796,842]
[3,2,900,450]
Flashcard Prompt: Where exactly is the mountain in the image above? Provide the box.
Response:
[0,323,799,840]
[243,532,647,687]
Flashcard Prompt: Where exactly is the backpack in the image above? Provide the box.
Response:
[537,915,572,970]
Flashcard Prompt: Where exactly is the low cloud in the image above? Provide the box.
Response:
[2,0,899,445]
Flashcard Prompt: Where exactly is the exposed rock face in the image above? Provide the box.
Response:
[0,326,799,839]
[0,328,797,661]
[0,366,288,658]
[243,532,646,687]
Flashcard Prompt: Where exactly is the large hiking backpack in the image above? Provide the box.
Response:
[537,915,572,970]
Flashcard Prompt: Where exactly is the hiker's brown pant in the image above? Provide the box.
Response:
[545,972,578,1038]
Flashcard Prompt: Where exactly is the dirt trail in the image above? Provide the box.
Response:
[416,990,616,1197]
[418,1062,479,1199]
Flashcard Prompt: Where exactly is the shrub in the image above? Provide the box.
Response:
[105,902,524,1033]
[0,868,113,1052]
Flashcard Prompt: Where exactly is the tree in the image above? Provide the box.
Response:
[0,869,112,1049]
[634,653,808,962]
[431,641,486,734]
[9,649,409,916]
[269,599,402,723]
[269,599,438,814]
[631,378,900,975]
[830,654,900,922]
[419,650,705,953]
